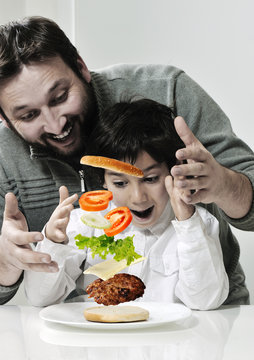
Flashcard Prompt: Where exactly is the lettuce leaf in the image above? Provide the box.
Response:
[75,233,141,266]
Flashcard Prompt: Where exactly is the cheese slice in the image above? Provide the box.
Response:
[83,257,146,280]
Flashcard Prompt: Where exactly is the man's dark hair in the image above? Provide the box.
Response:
[0,16,81,82]
[86,98,185,185]
[0,16,83,123]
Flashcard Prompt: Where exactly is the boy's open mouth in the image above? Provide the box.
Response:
[130,206,154,219]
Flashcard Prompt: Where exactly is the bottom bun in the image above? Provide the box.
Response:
[84,305,149,323]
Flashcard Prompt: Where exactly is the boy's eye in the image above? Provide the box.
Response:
[113,181,128,188]
[144,176,159,183]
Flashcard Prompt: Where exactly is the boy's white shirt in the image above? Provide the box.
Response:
[24,201,229,310]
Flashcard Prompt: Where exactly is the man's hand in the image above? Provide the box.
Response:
[0,193,58,286]
[170,116,252,219]
[45,186,78,243]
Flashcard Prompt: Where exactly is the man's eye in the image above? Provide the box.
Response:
[50,91,68,106]
[144,176,159,183]
[20,110,39,121]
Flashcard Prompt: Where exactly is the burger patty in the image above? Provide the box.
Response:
[86,273,146,306]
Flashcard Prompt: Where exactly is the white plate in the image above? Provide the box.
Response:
[39,302,192,330]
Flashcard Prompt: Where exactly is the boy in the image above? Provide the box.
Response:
[24,99,229,310]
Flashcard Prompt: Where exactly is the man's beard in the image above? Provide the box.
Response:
[38,115,92,160]
[4,81,98,160]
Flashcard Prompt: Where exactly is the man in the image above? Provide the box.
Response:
[0,16,253,304]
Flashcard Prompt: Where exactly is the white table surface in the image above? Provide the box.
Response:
[0,304,253,360]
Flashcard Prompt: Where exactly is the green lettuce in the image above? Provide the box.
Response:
[75,233,141,266]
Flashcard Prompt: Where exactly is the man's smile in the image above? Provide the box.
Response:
[44,119,75,143]
[50,121,73,141]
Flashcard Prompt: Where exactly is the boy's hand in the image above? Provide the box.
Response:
[45,186,78,243]
[165,175,195,221]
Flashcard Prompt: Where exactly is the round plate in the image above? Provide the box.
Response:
[39,301,192,330]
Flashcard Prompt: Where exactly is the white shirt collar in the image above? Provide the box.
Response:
[147,200,175,237]
[127,200,174,238]
[109,200,175,239]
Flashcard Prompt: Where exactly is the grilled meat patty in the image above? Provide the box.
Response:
[86,273,146,306]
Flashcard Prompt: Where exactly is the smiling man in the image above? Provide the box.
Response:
[0,56,96,158]
[0,16,253,305]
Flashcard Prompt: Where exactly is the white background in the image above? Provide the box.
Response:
[1,0,254,304]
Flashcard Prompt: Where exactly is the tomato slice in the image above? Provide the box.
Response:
[104,207,132,236]
[79,190,113,211]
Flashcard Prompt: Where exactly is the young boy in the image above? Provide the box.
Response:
[24,99,229,310]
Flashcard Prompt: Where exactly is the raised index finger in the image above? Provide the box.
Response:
[174,116,200,147]
[59,186,70,203]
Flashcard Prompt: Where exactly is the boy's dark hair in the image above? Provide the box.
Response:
[87,98,185,185]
